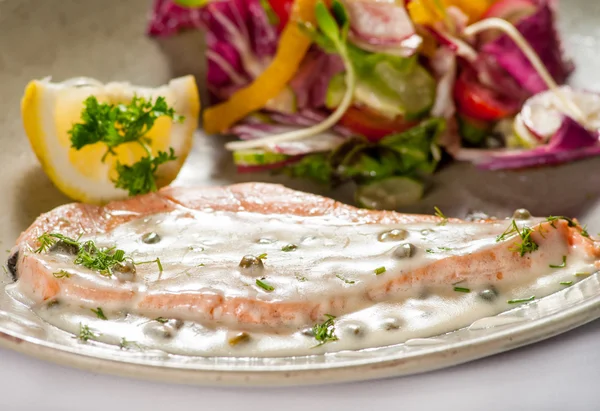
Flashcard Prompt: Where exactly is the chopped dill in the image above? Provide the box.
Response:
[560,281,573,286]
[434,206,448,226]
[78,323,99,342]
[549,256,567,269]
[281,244,298,252]
[374,266,386,275]
[454,287,471,293]
[507,296,535,304]
[53,270,71,279]
[336,274,355,284]
[312,314,338,347]
[256,278,274,291]
[91,307,107,320]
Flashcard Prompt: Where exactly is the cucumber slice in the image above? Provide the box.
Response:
[233,150,289,166]
[356,177,424,210]
[374,63,436,119]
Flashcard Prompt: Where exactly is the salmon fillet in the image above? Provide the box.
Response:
[8,183,600,329]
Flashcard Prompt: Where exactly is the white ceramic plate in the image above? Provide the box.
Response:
[1,0,600,387]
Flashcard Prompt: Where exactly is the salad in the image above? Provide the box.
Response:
[148,0,600,209]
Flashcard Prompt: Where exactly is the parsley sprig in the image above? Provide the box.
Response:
[68,95,184,196]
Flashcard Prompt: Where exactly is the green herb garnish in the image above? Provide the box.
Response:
[281,244,298,252]
[256,278,274,291]
[35,232,161,277]
[78,323,99,342]
[68,95,184,196]
[296,275,308,282]
[374,266,386,275]
[119,338,141,350]
[426,247,453,254]
[155,317,169,324]
[257,253,268,260]
[35,232,80,254]
[434,207,448,226]
[454,287,471,293]
[135,257,164,272]
[549,256,567,269]
[507,296,535,304]
[497,220,539,257]
[336,274,356,284]
[560,281,573,286]
[575,272,591,277]
[91,307,107,320]
[312,314,338,347]
[53,270,71,279]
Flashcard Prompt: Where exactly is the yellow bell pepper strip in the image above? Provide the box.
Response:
[408,0,496,26]
[203,0,318,134]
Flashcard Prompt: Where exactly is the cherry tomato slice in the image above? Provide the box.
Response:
[339,107,418,141]
[453,71,520,122]
[268,0,294,31]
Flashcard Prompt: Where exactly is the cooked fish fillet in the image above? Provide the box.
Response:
[8,183,599,329]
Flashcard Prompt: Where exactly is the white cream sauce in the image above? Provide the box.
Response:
[6,209,597,357]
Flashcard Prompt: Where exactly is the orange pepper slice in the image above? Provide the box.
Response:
[203,0,318,134]
[408,0,495,26]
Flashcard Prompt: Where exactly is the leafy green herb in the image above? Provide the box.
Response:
[374,266,386,275]
[53,270,71,279]
[74,240,128,276]
[228,332,251,347]
[256,278,274,291]
[282,244,298,252]
[257,253,268,260]
[546,216,577,228]
[426,247,453,254]
[155,317,169,324]
[68,95,183,196]
[295,274,308,282]
[336,274,356,284]
[507,296,535,304]
[560,281,573,286]
[549,256,567,269]
[454,287,471,293]
[497,221,539,257]
[575,272,591,277]
[119,338,141,350]
[2,266,7,275]
[36,232,161,277]
[78,323,98,342]
[434,207,448,226]
[581,225,590,238]
[135,257,164,272]
[35,233,80,254]
[91,307,107,320]
[312,314,338,347]
[281,119,445,195]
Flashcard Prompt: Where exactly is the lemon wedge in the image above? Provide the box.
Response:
[21,75,200,204]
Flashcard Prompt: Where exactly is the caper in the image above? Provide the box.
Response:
[382,317,402,331]
[378,229,409,242]
[144,322,174,339]
[49,241,79,255]
[479,286,499,302]
[393,243,416,259]
[228,332,251,346]
[301,328,315,337]
[513,209,531,220]
[465,210,491,222]
[169,319,185,330]
[114,260,136,282]
[257,237,275,245]
[141,232,161,244]
[239,255,264,271]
